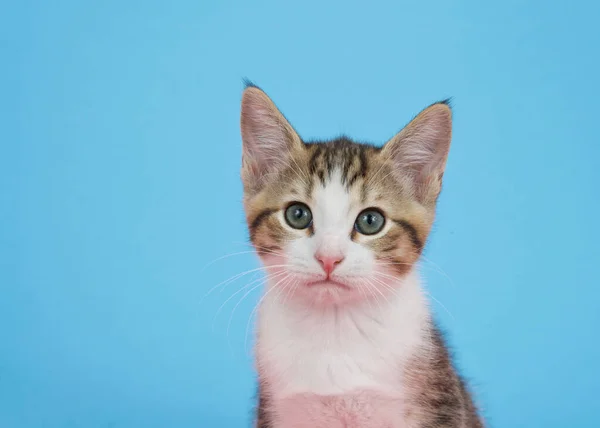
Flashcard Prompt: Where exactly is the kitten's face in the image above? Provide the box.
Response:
[240,86,451,306]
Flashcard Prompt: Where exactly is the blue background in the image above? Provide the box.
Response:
[2,1,599,427]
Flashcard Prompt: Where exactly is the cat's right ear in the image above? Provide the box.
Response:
[240,86,302,190]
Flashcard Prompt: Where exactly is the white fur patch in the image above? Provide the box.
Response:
[257,269,429,397]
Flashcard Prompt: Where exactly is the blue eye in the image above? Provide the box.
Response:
[355,209,385,235]
[284,203,313,229]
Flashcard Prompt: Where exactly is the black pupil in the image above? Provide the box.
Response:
[294,208,304,219]
[366,214,376,224]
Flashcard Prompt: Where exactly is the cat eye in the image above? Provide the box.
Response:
[284,203,313,230]
[355,209,385,235]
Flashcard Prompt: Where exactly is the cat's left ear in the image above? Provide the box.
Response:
[381,101,452,204]
[240,85,302,192]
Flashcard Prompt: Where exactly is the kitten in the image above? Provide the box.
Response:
[240,83,484,428]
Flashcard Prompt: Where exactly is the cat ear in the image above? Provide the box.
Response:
[240,85,302,190]
[381,101,452,204]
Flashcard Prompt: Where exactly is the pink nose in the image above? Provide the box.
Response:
[315,252,344,276]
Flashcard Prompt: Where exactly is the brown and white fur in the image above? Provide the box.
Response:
[240,84,483,428]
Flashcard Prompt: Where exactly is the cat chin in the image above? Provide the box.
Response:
[271,276,381,308]
[294,288,365,307]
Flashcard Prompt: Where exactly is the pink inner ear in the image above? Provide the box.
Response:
[240,88,299,184]
[383,103,452,200]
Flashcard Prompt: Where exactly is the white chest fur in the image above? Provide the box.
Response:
[256,271,430,398]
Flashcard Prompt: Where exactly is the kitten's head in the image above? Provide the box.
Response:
[240,85,452,306]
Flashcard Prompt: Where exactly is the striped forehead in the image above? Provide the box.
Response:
[307,140,371,189]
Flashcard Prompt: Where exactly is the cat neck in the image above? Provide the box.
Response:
[256,269,431,396]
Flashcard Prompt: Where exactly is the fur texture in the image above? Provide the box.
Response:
[240,85,483,427]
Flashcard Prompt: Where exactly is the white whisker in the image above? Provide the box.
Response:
[200,250,261,272]
[211,270,287,331]
[244,274,294,355]
[423,291,455,321]
[226,272,292,339]
[203,264,292,298]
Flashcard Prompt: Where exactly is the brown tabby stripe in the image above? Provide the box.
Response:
[305,139,374,190]
[250,208,277,240]
[392,219,423,252]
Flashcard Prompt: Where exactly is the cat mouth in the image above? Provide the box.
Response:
[305,279,350,290]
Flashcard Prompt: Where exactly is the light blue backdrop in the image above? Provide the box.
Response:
[2,1,599,427]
